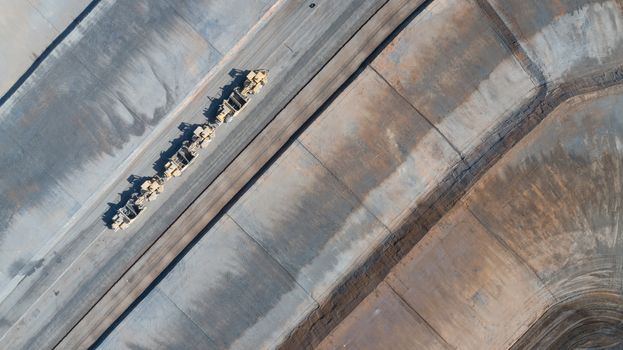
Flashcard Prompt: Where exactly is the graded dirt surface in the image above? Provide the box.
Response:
[2,0,623,349]
[318,83,623,350]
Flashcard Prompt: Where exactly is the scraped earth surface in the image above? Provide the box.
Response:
[2,0,623,349]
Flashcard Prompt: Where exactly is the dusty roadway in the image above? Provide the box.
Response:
[0,0,395,349]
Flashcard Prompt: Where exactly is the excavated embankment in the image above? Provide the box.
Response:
[285,64,623,350]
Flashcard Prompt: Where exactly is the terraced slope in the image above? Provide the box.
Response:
[319,81,623,350]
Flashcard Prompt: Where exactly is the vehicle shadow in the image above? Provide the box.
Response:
[102,175,151,228]
[203,68,248,125]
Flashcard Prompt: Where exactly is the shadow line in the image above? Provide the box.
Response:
[0,0,102,107]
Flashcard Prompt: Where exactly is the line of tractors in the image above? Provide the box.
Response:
[111,70,269,231]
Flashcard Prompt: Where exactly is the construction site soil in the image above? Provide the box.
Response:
[1,0,622,349]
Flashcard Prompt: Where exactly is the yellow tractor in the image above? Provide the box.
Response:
[111,176,165,231]
[164,124,213,178]
[191,124,215,149]
[216,69,268,124]
[111,193,144,231]
[110,69,269,231]
[164,141,199,178]
[139,175,165,201]
[240,69,269,96]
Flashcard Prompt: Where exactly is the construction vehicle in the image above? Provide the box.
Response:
[110,69,268,230]
[163,141,199,178]
[163,124,214,178]
[111,176,164,231]
[111,193,144,231]
[191,123,215,149]
[216,69,268,124]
